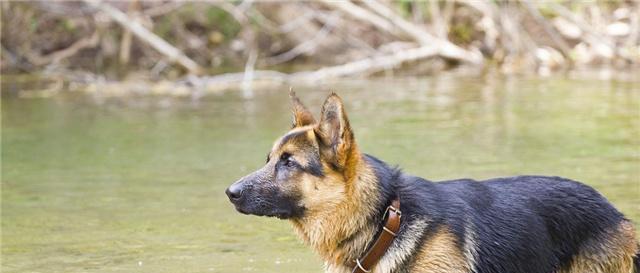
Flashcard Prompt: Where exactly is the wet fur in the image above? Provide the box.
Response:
[347,156,639,273]
[228,93,639,273]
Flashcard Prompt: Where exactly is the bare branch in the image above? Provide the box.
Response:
[175,45,445,91]
[522,0,572,57]
[327,0,483,64]
[242,48,258,98]
[26,31,100,66]
[429,0,445,38]
[85,0,203,74]
[292,45,440,80]
[265,13,339,65]
[319,1,400,37]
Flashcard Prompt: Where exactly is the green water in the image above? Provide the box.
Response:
[2,75,639,273]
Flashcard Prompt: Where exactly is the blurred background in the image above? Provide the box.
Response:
[1,1,639,273]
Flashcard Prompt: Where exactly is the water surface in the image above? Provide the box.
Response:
[2,74,639,272]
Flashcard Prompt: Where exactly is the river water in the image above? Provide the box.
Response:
[2,74,639,272]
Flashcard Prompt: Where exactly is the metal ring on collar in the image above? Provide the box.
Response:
[355,258,371,272]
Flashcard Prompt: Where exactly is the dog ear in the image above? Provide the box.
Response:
[290,89,316,128]
[315,93,355,170]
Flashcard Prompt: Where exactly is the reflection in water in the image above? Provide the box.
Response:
[2,75,639,273]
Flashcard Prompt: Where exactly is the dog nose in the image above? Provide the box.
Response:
[226,183,243,201]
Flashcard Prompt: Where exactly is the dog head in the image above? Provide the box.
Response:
[226,91,358,220]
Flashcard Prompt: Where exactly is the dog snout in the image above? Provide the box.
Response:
[226,182,244,202]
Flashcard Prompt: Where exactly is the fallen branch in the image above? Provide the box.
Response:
[242,48,258,97]
[361,0,434,44]
[459,0,499,53]
[118,2,138,65]
[313,11,378,55]
[319,1,401,38]
[44,44,441,95]
[429,1,454,39]
[499,3,535,55]
[186,45,443,88]
[265,12,338,65]
[324,0,483,65]
[522,0,572,58]
[292,45,440,80]
[85,0,203,74]
[411,2,424,24]
[26,31,99,66]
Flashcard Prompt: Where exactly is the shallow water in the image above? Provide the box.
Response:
[2,74,639,273]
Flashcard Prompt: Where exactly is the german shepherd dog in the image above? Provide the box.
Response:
[226,92,639,273]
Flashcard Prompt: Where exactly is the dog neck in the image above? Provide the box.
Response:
[290,150,394,269]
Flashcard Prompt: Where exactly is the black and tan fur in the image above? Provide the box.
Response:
[226,92,639,273]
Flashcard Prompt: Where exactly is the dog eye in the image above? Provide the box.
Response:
[280,153,295,167]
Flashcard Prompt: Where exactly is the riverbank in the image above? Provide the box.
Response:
[2,66,639,100]
[2,1,639,84]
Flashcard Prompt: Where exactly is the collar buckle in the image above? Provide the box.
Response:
[384,203,402,219]
[351,196,401,273]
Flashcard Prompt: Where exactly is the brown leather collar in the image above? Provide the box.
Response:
[351,196,401,273]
